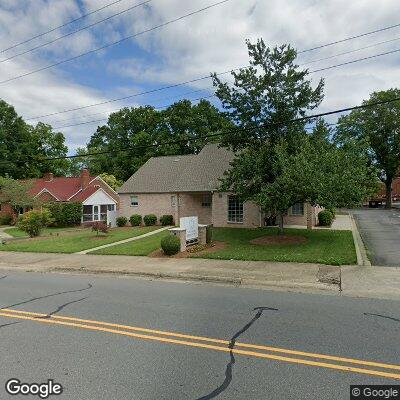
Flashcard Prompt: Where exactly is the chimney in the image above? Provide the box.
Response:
[81,169,90,189]
[43,172,54,182]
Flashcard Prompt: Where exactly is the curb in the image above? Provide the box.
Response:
[349,214,371,266]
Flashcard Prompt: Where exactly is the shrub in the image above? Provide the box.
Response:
[17,209,54,237]
[91,221,109,235]
[326,207,336,219]
[161,235,181,255]
[130,214,142,226]
[318,210,334,227]
[206,225,213,244]
[116,216,128,227]
[160,215,174,226]
[45,202,82,227]
[143,214,157,226]
[0,214,13,226]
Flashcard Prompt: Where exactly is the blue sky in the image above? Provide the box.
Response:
[1,0,400,151]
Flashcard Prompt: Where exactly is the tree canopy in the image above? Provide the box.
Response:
[336,89,400,208]
[0,99,68,179]
[84,99,232,181]
[214,39,376,232]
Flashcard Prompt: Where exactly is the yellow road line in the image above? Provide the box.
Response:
[2,308,400,372]
[0,311,399,380]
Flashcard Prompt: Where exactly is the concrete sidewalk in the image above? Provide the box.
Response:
[0,252,399,300]
[0,251,340,293]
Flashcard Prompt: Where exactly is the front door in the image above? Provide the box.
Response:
[93,205,100,221]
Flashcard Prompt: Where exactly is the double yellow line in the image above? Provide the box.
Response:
[0,308,399,380]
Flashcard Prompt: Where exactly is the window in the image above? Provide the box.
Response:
[130,196,138,207]
[202,194,212,207]
[171,195,177,207]
[83,205,93,222]
[228,196,243,223]
[291,202,304,216]
[83,204,115,222]
[107,204,115,211]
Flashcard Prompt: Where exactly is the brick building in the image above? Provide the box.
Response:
[118,144,321,228]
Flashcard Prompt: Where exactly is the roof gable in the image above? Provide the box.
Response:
[119,144,235,194]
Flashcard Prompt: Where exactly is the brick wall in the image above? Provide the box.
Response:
[178,193,212,225]
[212,192,260,228]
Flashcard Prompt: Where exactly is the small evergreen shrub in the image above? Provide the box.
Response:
[17,209,54,237]
[206,225,213,244]
[130,214,142,226]
[161,235,181,255]
[318,210,334,227]
[116,216,128,227]
[160,215,174,226]
[143,214,157,226]
[0,214,13,225]
[326,207,336,219]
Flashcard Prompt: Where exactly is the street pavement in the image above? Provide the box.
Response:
[352,208,400,267]
[0,272,399,399]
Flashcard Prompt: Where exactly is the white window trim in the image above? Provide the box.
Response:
[130,195,139,207]
[227,196,244,224]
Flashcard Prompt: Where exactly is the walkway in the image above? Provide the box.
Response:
[75,226,170,255]
[0,227,13,240]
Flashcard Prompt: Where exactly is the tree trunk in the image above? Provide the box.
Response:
[278,213,284,235]
[385,178,393,209]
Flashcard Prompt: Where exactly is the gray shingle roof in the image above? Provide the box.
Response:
[118,143,235,193]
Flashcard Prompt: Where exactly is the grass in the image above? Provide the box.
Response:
[91,230,170,256]
[193,227,356,265]
[4,226,85,238]
[0,226,160,254]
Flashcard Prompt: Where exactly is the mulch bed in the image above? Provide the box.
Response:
[250,235,307,245]
[148,241,226,258]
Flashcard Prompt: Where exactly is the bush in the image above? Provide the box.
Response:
[318,210,334,227]
[161,235,181,255]
[160,215,174,226]
[17,209,54,237]
[326,207,336,219]
[130,214,142,226]
[45,202,82,227]
[143,214,157,226]
[0,214,13,226]
[206,225,213,244]
[116,216,128,227]
[91,221,109,235]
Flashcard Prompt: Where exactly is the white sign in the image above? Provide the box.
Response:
[180,216,198,241]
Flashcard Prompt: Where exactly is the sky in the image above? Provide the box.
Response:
[0,0,400,152]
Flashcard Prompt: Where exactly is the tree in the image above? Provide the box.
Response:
[335,89,400,208]
[0,177,38,214]
[0,99,69,178]
[213,40,325,232]
[99,173,123,190]
[85,100,232,181]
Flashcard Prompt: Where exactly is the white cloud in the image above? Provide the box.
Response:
[1,0,400,152]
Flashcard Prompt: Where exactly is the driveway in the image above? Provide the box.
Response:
[351,208,400,267]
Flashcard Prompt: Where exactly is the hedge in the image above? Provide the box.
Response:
[144,214,157,226]
[318,210,334,227]
[130,214,142,226]
[160,215,174,226]
[161,235,181,255]
[116,216,128,227]
[45,202,82,227]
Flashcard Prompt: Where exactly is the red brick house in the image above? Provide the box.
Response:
[0,169,119,224]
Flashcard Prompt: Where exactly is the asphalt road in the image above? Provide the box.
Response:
[352,208,400,267]
[0,272,399,400]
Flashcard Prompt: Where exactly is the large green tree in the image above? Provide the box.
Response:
[336,89,400,208]
[0,177,38,214]
[213,40,375,232]
[0,100,69,178]
[85,99,232,181]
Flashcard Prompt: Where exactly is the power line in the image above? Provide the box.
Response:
[297,21,400,54]
[4,94,400,166]
[0,0,152,64]
[36,47,400,130]
[0,0,231,85]
[0,0,126,54]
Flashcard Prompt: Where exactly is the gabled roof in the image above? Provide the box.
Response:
[31,176,97,202]
[119,143,235,193]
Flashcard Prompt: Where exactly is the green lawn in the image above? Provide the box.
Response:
[4,226,85,238]
[193,227,356,265]
[0,226,159,254]
[91,230,170,256]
